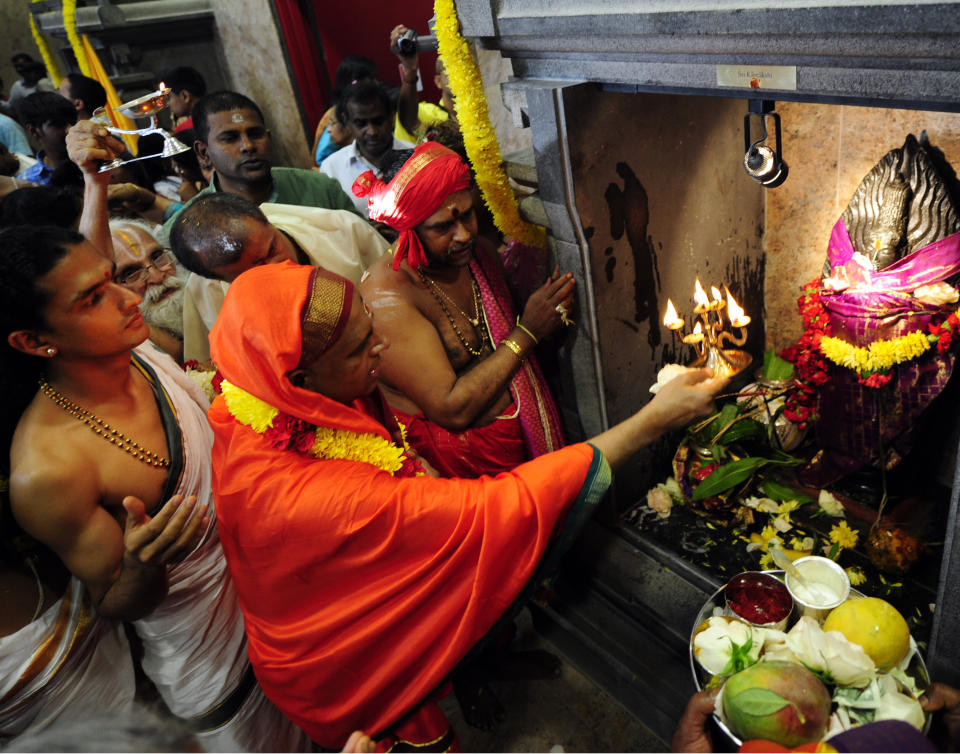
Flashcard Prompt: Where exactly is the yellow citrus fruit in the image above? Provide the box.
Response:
[823,597,910,670]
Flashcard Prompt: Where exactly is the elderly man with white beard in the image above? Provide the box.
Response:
[109,221,185,364]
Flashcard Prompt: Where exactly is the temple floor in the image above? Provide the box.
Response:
[440,608,662,752]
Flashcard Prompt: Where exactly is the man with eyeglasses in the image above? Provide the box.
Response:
[110,221,186,364]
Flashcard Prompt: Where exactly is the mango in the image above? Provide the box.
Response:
[722,660,831,747]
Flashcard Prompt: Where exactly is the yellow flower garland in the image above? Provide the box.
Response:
[434,0,547,249]
[220,381,408,474]
[62,0,93,78]
[28,0,62,86]
[820,330,931,374]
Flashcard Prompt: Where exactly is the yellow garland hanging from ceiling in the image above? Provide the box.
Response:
[433,0,547,249]
[29,1,62,85]
[62,0,93,78]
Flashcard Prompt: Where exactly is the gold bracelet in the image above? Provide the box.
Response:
[515,318,539,345]
[501,338,525,363]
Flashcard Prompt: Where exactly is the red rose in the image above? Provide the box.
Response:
[860,371,893,388]
[937,329,953,354]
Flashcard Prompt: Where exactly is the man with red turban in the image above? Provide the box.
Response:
[207,261,724,750]
[355,141,575,479]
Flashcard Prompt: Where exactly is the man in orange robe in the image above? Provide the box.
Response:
[207,261,724,750]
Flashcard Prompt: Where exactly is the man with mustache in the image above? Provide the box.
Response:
[358,142,576,479]
[319,80,414,216]
[156,90,360,246]
[109,220,185,364]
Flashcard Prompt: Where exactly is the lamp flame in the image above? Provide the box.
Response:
[158,81,165,90]
[711,285,723,302]
[693,279,709,308]
[726,287,751,328]
[682,320,704,344]
[663,298,684,330]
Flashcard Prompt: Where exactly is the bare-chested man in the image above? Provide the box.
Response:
[2,120,311,750]
[359,141,576,479]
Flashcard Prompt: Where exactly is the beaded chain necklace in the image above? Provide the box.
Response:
[38,379,170,468]
[417,268,490,358]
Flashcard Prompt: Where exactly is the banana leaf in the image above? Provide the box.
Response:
[692,456,768,501]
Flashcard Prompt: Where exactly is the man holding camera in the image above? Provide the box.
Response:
[390,24,452,144]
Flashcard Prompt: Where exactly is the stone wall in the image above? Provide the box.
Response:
[208,0,311,168]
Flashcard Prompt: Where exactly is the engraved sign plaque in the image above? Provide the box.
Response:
[717,65,798,91]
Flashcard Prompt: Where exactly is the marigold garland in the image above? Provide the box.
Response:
[819,305,960,375]
[28,1,62,86]
[434,0,547,249]
[62,0,93,78]
[220,381,415,475]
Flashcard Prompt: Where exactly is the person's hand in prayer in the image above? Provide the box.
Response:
[121,494,209,568]
[518,266,577,342]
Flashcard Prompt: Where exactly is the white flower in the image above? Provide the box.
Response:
[649,364,698,394]
[647,486,673,518]
[818,490,845,517]
[913,282,959,306]
[743,496,780,514]
[692,616,762,676]
[663,476,683,500]
[772,516,793,533]
[785,616,876,687]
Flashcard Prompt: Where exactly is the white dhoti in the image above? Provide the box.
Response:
[0,578,136,747]
[133,344,311,752]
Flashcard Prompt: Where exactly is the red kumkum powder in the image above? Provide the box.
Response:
[725,572,793,625]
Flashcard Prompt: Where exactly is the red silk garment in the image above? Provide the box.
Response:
[353,141,471,270]
[208,261,598,748]
[392,402,526,479]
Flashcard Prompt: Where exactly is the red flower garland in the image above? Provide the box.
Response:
[778,277,830,429]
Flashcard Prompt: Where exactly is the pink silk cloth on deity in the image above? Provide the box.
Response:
[808,220,960,483]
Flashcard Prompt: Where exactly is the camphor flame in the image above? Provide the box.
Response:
[663,298,684,330]
[726,287,751,327]
[694,279,710,308]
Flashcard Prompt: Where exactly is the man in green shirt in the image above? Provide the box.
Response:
[157,91,360,246]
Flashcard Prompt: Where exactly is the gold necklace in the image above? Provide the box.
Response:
[417,269,489,358]
[418,269,482,327]
[38,380,170,468]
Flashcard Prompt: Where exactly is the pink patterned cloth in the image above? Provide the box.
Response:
[471,250,565,458]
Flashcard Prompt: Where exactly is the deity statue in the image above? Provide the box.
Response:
[809,132,960,485]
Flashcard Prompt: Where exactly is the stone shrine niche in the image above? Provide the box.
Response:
[562,86,766,508]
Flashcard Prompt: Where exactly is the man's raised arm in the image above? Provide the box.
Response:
[364,267,575,430]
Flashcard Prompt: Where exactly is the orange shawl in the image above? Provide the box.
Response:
[207,262,599,748]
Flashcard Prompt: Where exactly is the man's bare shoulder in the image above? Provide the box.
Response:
[360,253,418,299]
[10,404,100,536]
